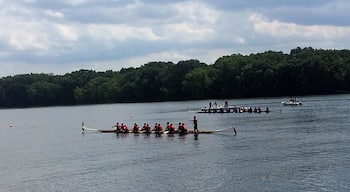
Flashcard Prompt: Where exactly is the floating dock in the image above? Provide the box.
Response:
[199,105,269,113]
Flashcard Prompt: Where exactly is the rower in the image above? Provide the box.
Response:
[153,123,158,132]
[182,123,187,134]
[121,123,129,133]
[156,123,163,134]
[145,123,151,134]
[124,124,129,133]
[116,122,121,132]
[178,122,182,133]
[141,123,147,132]
[169,123,175,134]
[165,122,170,131]
[180,123,187,134]
[133,123,140,133]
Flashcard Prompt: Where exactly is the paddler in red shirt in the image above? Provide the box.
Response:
[181,123,188,134]
[145,123,151,134]
[116,122,121,132]
[142,123,147,132]
[169,123,175,134]
[153,123,158,132]
[156,123,163,134]
[133,123,140,133]
[166,122,170,131]
[121,123,129,133]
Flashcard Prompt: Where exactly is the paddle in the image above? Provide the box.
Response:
[81,122,85,132]
[233,127,237,136]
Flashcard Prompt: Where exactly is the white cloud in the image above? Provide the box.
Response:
[1,1,350,77]
[249,13,350,40]
[45,9,64,18]
[54,24,79,41]
[63,0,90,7]
[234,36,246,44]
[175,1,220,24]
[85,24,161,42]
[163,22,214,43]
[6,22,49,51]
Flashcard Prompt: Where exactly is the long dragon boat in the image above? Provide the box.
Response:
[82,124,232,134]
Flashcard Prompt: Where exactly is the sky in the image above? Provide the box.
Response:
[1,0,350,77]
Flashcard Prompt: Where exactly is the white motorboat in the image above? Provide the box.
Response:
[281,98,302,106]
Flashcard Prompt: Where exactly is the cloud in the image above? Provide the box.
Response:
[44,9,64,18]
[249,13,350,45]
[258,0,350,26]
[0,0,350,77]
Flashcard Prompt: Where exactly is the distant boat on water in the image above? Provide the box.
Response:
[281,98,302,106]
[200,100,270,113]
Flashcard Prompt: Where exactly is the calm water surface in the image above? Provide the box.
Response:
[0,95,349,191]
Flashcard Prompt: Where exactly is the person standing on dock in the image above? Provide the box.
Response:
[191,116,198,134]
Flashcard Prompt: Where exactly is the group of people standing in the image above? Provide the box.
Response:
[114,116,198,135]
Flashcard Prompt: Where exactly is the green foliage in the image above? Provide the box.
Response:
[181,66,217,99]
[0,47,350,108]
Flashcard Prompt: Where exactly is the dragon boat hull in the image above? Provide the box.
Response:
[82,126,227,134]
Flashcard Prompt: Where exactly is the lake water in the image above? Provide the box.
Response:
[0,95,349,191]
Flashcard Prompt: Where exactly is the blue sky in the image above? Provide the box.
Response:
[1,0,350,77]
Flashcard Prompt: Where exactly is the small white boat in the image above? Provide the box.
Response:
[281,98,302,106]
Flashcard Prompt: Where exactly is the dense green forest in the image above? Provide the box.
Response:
[1,47,350,108]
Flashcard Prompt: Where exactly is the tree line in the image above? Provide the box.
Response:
[1,47,350,108]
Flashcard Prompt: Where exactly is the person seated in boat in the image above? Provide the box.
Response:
[141,123,147,131]
[121,123,129,133]
[156,123,163,134]
[116,122,121,132]
[145,123,151,134]
[248,107,253,113]
[179,123,188,134]
[169,123,175,134]
[124,124,130,133]
[183,123,188,132]
[133,123,140,133]
[178,122,182,133]
[153,123,158,132]
[165,122,170,131]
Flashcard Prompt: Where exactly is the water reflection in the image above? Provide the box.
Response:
[155,133,163,138]
[116,133,129,139]
[166,134,175,141]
